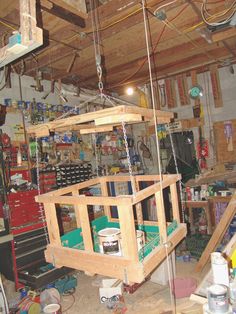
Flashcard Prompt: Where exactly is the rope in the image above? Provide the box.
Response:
[141,1,176,312]
[141,1,164,207]
[164,242,176,314]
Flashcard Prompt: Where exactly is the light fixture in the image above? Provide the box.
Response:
[126,87,134,96]
[189,84,203,99]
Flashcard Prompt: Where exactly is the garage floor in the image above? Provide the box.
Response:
[61,260,209,314]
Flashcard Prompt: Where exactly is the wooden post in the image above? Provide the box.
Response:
[20,0,37,45]
[44,203,61,246]
[77,204,94,252]
[100,179,111,221]
[170,183,180,223]
[135,179,143,226]
[155,191,167,243]
[117,204,138,261]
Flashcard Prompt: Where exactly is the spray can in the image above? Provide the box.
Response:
[17,149,22,166]
[211,252,229,287]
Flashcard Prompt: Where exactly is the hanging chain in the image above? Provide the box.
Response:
[35,137,50,245]
[96,54,104,95]
[167,125,185,223]
[121,121,136,196]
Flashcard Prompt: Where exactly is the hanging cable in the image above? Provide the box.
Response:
[89,0,104,95]
[142,1,176,312]
[141,0,164,209]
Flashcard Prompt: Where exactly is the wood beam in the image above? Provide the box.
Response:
[212,28,236,43]
[49,0,87,19]
[40,0,86,27]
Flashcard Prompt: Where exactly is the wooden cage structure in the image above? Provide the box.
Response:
[28,105,187,282]
[36,174,187,283]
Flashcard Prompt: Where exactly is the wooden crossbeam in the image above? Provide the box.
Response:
[95,113,142,126]
[49,0,87,19]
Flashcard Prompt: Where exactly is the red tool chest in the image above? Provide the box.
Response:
[8,190,42,229]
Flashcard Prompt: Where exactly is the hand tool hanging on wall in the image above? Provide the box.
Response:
[165,78,177,108]
[177,74,189,106]
[224,121,234,152]
[210,64,223,108]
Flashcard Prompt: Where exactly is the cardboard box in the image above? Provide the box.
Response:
[99,279,123,303]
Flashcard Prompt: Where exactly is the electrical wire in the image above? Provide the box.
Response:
[61,293,76,313]
[203,0,236,17]
[109,4,189,89]
[0,19,16,31]
[201,0,236,26]
[163,18,219,63]
[153,0,178,15]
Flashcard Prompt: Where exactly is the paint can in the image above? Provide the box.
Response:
[43,303,61,314]
[136,230,145,251]
[98,228,121,255]
[207,284,229,313]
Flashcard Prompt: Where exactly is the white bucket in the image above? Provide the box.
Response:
[98,228,121,256]
[43,303,61,314]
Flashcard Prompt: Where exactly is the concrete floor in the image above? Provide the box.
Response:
[61,260,209,314]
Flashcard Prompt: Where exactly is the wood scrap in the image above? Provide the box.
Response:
[195,193,236,272]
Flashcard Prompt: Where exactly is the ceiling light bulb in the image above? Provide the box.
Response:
[126,87,134,96]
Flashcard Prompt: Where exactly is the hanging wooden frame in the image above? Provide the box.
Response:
[27,105,174,137]
[35,174,186,283]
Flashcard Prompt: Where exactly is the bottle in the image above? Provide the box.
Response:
[199,212,207,234]
[17,149,22,166]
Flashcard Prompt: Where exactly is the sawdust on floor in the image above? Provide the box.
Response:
[61,260,209,314]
